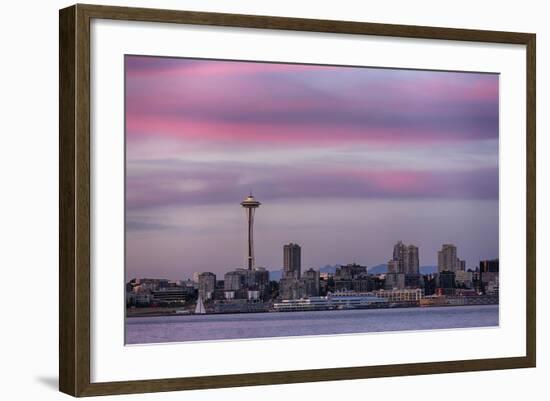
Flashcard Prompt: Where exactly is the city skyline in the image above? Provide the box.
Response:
[125,56,499,281]
[127,223,497,281]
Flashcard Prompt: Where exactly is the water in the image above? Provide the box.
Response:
[125,305,499,344]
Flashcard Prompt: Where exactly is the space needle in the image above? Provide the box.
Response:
[241,193,261,270]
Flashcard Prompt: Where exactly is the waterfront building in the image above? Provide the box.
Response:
[273,293,388,312]
[198,272,216,300]
[374,288,423,302]
[151,288,190,304]
[283,243,301,279]
[126,293,152,306]
[419,296,448,307]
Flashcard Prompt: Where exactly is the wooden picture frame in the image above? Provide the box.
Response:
[59,3,536,397]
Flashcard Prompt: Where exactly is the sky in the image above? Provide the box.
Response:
[125,55,499,280]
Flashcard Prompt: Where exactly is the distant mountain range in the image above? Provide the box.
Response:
[368,264,437,275]
[269,264,437,280]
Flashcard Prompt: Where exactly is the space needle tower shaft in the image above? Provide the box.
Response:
[240,194,261,270]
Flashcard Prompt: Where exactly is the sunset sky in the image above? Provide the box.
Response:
[125,55,499,280]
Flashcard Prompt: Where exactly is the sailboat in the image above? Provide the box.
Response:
[195,296,206,315]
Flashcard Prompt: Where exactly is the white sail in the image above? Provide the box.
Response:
[195,296,206,314]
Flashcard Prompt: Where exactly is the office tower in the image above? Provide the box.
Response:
[387,259,400,274]
[393,241,407,272]
[438,244,458,272]
[283,243,301,279]
[405,245,419,274]
[391,241,419,274]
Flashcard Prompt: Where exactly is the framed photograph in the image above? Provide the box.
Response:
[59,4,536,397]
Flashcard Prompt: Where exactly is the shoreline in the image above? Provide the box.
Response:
[126,301,498,318]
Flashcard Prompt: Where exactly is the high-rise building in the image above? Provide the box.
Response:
[391,241,419,274]
[198,272,216,300]
[280,243,320,300]
[438,244,458,272]
[393,241,407,272]
[387,259,400,274]
[405,245,419,275]
[283,243,301,279]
